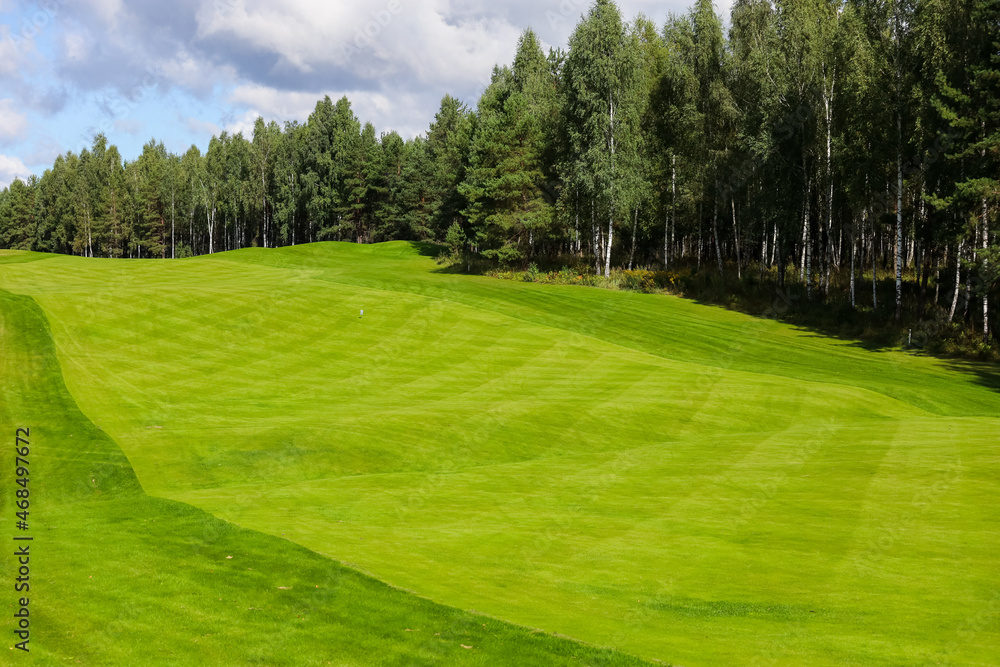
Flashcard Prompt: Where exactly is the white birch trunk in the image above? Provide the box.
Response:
[762,224,768,272]
[731,198,741,279]
[697,214,702,272]
[824,66,835,294]
[575,188,580,256]
[771,224,778,267]
[851,210,860,308]
[207,205,214,255]
[873,207,878,310]
[800,155,809,282]
[592,200,600,275]
[983,200,990,341]
[712,199,723,275]
[606,92,615,278]
[605,213,614,278]
[805,178,812,298]
[629,206,638,270]
[949,241,963,323]
[665,156,675,268]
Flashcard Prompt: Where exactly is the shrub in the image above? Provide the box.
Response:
[616,269,680,293]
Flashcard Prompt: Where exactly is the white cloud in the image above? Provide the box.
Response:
[227,83,429,139]
[0,154,30,190]
[229,84,320,123]
[221,109,260,137]
[195,0,521,89]
[62,30,90,62]
[184,116,222,138]
[405,11,521,89]
[0,25,30,76]
[196,2,394,71]
[161,49,238,96]
[0,100,29,143]
[81,0,125,29]
[1,0,704,165]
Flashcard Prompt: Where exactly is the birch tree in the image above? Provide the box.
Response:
[563,0,643,276]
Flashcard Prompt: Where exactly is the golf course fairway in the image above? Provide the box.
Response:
[1,241,998,665]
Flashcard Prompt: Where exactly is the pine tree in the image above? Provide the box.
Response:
[303,97,338,239]
[425,95,473,240]
[462,47,554,263]
[131,140,167,258]
[0,177,36,250]
[161,153,182,258]
[350,122,380,243]
[370,130,408,242]
[397,137,435,240]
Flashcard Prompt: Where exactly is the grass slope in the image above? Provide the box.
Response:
[0,285,651,666]
[1,242,998,665]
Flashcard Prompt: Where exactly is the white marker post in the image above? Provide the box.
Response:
[360,309,364,318]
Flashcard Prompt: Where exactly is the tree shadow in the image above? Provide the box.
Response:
[684,289,904,354]
[942,359,1000,394]
[778,321,902,353]
[689,290,1000,393]
[410,241,448,258]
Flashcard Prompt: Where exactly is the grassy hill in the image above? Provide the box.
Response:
[1,242,998,665]
[0,279,652,666]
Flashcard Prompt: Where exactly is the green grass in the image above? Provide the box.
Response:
[1,241,998,665]
[0,281,652,666]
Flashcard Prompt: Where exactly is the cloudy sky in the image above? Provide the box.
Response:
[0,0,732,188]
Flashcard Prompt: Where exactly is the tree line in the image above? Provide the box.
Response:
[1,0,997,341]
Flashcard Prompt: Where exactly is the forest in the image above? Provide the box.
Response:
[1,0,997,350]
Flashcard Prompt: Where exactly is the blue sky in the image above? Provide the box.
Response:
[0,0,730,188]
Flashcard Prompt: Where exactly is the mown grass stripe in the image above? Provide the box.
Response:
[0,284,654,666]
[2,243,998,665]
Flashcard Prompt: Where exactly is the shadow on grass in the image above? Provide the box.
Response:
[685,284,904,352]
[411,241,448,258]
[425,248,499,276]
[670,285,1000,394]
[417,249,1000,392]
[430,263,471,275]
[943,360,1000,394]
